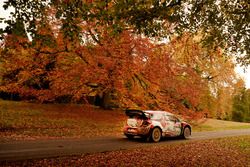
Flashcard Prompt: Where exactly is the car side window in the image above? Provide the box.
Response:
[151,113,163,120]
[168,115,180,123]
[165,115,171,121]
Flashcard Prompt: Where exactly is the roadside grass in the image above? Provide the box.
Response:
[2,136,250,167]
[192,118,250,132]
[0,100,126,141]
[1,100,250,141]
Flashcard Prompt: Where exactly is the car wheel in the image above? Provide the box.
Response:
[182,127,191,139]
[125,134,134,140]
[150,127,162,142]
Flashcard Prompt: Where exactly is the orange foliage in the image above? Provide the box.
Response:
[0,19,237,118]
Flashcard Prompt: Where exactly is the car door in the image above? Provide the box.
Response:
[167,115,182,136]
[164,115,175,136]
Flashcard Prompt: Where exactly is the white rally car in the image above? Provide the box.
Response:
[123,109,191,142]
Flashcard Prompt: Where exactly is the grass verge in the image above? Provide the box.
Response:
[1,100,250,141]
[0,100,126,141]
[192,118,250,132]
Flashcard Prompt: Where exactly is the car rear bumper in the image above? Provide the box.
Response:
[123,126,151,136]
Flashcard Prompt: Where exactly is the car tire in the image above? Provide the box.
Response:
[182,127,191,139]
[125,134,134,140]
[150,127,162,142]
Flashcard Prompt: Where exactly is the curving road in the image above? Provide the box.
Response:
[1,129,250,162]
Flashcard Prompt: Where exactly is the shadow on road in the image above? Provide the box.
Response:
[121,136,187,144]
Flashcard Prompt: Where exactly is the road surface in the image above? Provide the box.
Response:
[1,129,250,162]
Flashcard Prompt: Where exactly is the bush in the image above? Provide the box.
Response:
[232,110,244,122]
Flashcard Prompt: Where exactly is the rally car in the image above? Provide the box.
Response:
[123,109,191,142]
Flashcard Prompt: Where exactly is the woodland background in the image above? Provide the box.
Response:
[0,0,250,122]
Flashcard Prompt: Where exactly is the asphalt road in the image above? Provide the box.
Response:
[1,129,250,162]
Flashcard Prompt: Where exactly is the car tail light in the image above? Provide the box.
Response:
[142,119,151,126]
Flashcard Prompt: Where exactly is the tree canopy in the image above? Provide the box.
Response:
[0,0,249,120]
[0,0,249,64]
[232,88,250,122]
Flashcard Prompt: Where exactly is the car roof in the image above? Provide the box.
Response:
[143,110,173,116]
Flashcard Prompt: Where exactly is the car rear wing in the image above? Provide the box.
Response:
[125,109,150,119]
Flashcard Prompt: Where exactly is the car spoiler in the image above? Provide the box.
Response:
[125,109,149,118]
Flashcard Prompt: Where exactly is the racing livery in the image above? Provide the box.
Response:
[123,109,191,142]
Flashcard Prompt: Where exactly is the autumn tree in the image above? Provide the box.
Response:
[160,33,240,118]
[232,88,250,122]
[0,0,247,119]
[1,0,249,63]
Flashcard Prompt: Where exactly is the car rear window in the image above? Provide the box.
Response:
[128,115,145,119]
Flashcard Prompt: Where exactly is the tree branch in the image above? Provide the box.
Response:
[87,28,103,46]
